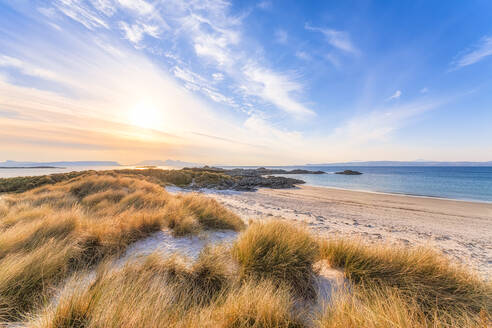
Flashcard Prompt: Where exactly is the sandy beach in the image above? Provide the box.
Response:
[206,185,492,277]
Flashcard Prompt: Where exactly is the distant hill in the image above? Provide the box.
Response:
[135,159,202,168]
[306,161,492,167]
[0,160,121,167]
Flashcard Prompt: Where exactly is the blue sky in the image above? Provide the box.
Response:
[0,0,491,164]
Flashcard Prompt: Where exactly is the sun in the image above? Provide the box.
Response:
[128,101,161,130]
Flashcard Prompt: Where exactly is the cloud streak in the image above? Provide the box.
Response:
[0,55,61,81]
[242,66,314,117]
[386,90,402,101]
[305,23,358,55]
[451,36,492,69]
[119,21,160,44]
[330,99,445,146]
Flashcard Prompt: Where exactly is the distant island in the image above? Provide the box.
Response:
[335,170,363,175]
[307,160,492,167]
[0,166,60,169]
[0,160,121,167]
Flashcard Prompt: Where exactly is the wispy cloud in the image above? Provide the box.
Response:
[119,21,160,44]
[163,0,313,117]
[242,66,314,117]
[324,53,341,68]
[243,114,304,148]
[274,29,288,44]
[386,90,401,101]
[451,36,492,69]
[90,0,117,16]
[420,87,428,94]
[0,55,68,84]
[117,0,154,16]
[257,1,272,10]
[173,66,236,106]
[212,72,224,81]
[54,0,109,30]
[305,23,358,55]
[331,99,444,146]
[295,51,311,61]
[43,0,315,119]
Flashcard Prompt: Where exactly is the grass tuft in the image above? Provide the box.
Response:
[319,238,492,319]
[29,252,303,328]
[316,284,489,328]
[232,220,319,299]
[209,279,304,328]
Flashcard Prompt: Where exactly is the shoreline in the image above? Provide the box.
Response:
[205,185,492,277]
[1,166,491,203]
[300,183,492,204]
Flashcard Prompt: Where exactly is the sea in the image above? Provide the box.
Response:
[1,165,491,203]
[272,166,492,203]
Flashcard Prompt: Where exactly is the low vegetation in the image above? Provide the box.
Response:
[232,220,319,298]
[316,285,486,328]
[0,173,490,327]
[0,168,235,194]
[0,166,307,194]
[0,173,243,321]
[318,239,491,319]
[0,171,88,194]
[29,252,303,328]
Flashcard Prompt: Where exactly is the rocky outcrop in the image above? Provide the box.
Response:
[188,175,305,191]
[182,166,317,191]
[234,176,305,191]
[335,170,362,175]
[187,166,325,177]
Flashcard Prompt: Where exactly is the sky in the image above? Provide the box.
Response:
[0,0,491,165]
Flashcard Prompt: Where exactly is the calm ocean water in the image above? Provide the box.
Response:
[0,166,126,178]
[1,165,491,202]
[274,166,492,203]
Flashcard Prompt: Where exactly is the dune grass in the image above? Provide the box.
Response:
[316,284,489,328]
[1,172,490,327]
[0,171,89,194]
[232,220,319,299]
[28,220,490,328]
[30,250,303,328]
[0,173,243,321]
[0,168,237,194]
[318,238,492,325]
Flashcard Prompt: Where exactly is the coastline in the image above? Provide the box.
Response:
[300,183,492,204]
[205,185,492,277]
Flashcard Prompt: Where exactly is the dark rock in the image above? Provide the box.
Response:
[176,166,325,191]
[288,169,325,174]
[221,167,325,177]
[335,170,362,175]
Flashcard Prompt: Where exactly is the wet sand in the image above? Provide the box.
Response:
[206,185,492,277]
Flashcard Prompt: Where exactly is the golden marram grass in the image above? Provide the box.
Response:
[0,172,489,327]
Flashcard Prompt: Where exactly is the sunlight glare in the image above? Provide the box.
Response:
[128,101,161,130]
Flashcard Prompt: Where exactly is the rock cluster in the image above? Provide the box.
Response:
[335,170,363,175]
[185,166,324,191]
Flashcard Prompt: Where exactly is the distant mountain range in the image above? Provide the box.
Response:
[0,160,120,167]
[134,159,202,168]
[3,159,491,169]
[0,159,202,168]
[306,161,492,167]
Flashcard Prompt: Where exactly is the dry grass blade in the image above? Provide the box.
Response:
[0,173,244,321]
[319,238,492,320]
[232,220,319,299]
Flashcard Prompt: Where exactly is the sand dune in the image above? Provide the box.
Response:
[205,185,492,277]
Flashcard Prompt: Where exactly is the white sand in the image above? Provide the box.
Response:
[119,229,238,264]
[202,185,492,277]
